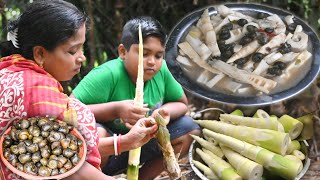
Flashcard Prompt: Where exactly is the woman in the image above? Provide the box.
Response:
[0,1,157,179]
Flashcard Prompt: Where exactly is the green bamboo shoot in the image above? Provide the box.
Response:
[127,24,144,180]
[296,114,314,140]
[285,155,303,171]
[292,150,305,161]
[278,115,303,139]
[220,145,263,180]
[196,148,242,180]
[286,140,301,154]
[220,114,283,132]
[192,160,219,180]
[155,113,181,178]
[230,109,244,116]
[190,134,224,158]
[203,129,302,180]
[194,120,290,155]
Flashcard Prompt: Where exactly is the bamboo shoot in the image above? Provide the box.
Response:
[192,160,219,180]
[194,120,290,155]
[127,24,144,180]
[196,148,242,180]
[190,134,224,158]
[278,115,303,139]
[155,113,181,178]
[203,129,302,180]
[220,145,263,180]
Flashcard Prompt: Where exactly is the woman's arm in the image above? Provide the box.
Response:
[63,162,116,180]
[98,117,158,156]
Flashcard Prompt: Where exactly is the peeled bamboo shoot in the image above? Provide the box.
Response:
[127,24,144,180]
[286,140,301,154]
[292,150,305,161]
[192,160,219,180]
[194,120,290,155]
[203,129,302,180]
[278,115,303,139]
[190,134,224,158]
[196,148,242,180]
[220,114,282,131]
[220,145,263,180]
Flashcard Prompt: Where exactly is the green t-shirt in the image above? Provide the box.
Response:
[72,57,184,133]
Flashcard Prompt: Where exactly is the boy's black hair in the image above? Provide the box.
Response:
[0,0,88,59]
[121,16,166,50]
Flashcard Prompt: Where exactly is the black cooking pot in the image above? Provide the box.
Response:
[164,3,320,106]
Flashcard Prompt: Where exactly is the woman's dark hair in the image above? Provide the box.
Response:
[0,0,88,59]
[121,16,167,50]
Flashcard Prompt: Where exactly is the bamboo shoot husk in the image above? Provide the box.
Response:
[278,115,303,139]
[196,148,242,180]
[192,160,219,180]
[194,120,290,155]
[155,113,181,178]
[220,145,263,180]
[296,114,314,140]
[203,129,302,180]
[190,134,224,158]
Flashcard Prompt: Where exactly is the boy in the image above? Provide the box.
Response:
[71,16,200,179]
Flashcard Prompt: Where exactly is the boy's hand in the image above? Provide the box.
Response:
[152,108,170,125]
[119,100,149,128]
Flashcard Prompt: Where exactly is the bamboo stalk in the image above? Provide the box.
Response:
[127,24,144,180]
[194,120,290,155]
[190,134,224,158]
[220,145,263,180]
[203,129,302,180]
[196,148,242,180]
[278,115,303,139]
[155,113,181,179]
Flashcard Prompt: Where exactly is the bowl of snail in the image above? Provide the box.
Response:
[0,116,87,179]
[165,3,320,106]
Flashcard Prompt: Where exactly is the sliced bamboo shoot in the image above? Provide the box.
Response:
[209,59,277,94]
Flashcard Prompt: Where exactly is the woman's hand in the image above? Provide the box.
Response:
[151,108,170,125]
[125,117,158,149]
[118,100,150,128]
